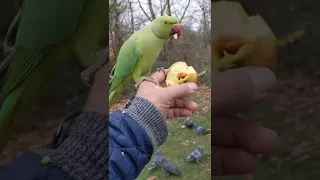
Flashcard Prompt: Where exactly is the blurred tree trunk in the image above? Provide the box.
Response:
[160,0,167,16]
[137,0,156,21]
[127,0,135,34]
[147,0,156,20]
[166,0,172,16]
[110,0,124,62]
[162,0,172,66]
[198,0,210,49]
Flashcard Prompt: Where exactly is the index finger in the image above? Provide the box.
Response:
[150,69,168,84]
[212,66,276,114]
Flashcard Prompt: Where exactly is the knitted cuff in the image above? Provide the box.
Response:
[34,112,108,180]
[125,97,168,149]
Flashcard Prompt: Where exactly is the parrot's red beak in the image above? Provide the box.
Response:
[170,24,181,39]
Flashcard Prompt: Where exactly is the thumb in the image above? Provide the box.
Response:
[163,83,198,100]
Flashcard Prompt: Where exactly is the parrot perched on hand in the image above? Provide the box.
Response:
[109,16,181,106]
[0,0,108,151]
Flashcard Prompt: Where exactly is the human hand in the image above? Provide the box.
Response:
[136,70,198,119]
[211,66,279,175]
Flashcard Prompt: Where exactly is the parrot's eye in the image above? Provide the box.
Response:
[164,21,168,24]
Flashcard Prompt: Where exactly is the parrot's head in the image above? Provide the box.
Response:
[151,16,181,40]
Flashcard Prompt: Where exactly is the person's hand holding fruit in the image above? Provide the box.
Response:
[136,61,198,119]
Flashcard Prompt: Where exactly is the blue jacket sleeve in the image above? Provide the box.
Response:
[109,97,168,180]
[109,110,153,179]
[0,152,72,180]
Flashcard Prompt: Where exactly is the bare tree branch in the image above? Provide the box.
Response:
[165,0,172,53]
[179,0,191,22]
[127,0,135,34]
[197,0,210,47]
[109,0,125,61]
[137,0,152,21]
[160,0,168,16]
[166,0,171,16]
[147,0,156,20]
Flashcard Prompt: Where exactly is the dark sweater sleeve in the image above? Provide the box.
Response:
[34,112,108,180]
[109,97,168,180]
[33,97,168,180]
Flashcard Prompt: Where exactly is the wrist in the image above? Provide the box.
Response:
[125,97,168,149]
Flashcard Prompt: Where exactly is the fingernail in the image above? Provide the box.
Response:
[192,102,199,109]
[262,127,279,147]
[188,83,197,92]
[263,127,278,137]
[247,67,276,93]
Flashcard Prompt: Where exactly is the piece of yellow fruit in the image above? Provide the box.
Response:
[166,61,198,87]
[212,1,278,72]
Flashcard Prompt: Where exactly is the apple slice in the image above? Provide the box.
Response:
[212,1,278,72]
[166,62,198,87]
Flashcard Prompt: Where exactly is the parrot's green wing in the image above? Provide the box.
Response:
[110,36,141,92]
[71,0,108,67]
[0,0,107,151]
[98,23,108,48]
[16,0,86,49]
[0,47,51,97]
[1,0,87,97]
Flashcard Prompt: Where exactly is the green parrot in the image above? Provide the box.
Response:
[0,0,108,151]
[109,16,181,106]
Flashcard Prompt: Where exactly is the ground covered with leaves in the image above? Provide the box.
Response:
[213,74,320,180]
[250,76,320,180]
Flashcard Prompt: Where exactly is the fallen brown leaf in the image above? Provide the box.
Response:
[147,176,157,180]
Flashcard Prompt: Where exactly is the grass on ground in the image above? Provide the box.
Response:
[214,77,320,180]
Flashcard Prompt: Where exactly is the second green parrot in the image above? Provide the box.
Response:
[109,16,181,106]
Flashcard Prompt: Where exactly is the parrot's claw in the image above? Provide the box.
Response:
[135,76,159,89]
[156,67,165,73]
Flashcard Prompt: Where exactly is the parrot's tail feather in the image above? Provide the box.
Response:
[0,83,25,151]
[0,45,60,151]
[109,89,122,108]
[0,6,22,88]
[109,76,131,108]
[109,90,117,107]
[3,4,23,53]
[110,64,116,75]
[0,52,14,88]
[1,47,50,97]
[109,64,116,85]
